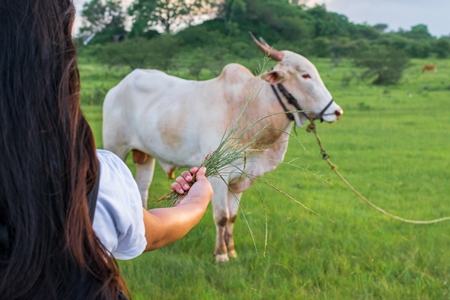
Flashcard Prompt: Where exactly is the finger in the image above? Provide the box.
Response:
[176,175,189,186]
[189,166,199,175]
[176,175,192,191]
[181,170,193,182]
[170,182,185,194]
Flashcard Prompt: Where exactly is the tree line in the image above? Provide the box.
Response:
[78,0,450,85]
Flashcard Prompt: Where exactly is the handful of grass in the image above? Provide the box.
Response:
[158,102,269,204]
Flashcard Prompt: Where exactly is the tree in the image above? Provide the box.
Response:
[329,37,358,66]
[89,35,180,71]
[306,5,352,38]
[80,0,126,43]
[311,37,330,57]
[376,33,409,51]
[373,23,388,33]
[186,48,207,79]
[227,0,313,41]
[353,46,411,85]
[402,24,433,40]
[434,37,450,58]
[406,40,432,58]
[88,38,152,69]
[351,24,381,40]
[128,0,215,34]
[277,16,313,41]
[215,0,246,26]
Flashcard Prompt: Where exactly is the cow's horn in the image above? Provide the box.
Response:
[249,32,284,62]
[259,37,269,46]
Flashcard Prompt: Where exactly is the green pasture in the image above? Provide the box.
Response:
[81,57,450,299]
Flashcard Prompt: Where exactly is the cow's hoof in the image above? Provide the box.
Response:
[228,250,237,259]
[215,254,229,263]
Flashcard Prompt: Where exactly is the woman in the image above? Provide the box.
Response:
[0,1,213,299]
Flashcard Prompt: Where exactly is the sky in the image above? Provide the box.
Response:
[73,0,450,38]
[318,0,450,37]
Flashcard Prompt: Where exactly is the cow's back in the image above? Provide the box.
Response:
[103,69,178,120]
[102,65,256,166]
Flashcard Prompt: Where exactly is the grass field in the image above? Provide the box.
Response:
[80,57,450,300]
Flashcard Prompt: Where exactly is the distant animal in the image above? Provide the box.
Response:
[422,65,437,73]
[102,33,344,262]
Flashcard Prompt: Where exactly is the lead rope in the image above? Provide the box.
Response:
[306,114,450,224]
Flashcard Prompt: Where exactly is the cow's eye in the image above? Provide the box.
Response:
[302,74,311,79]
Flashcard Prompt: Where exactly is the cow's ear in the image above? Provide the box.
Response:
[261,70,285,84]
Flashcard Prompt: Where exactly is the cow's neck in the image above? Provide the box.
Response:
[233,78,292,148]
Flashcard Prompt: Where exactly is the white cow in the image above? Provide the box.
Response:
[102,34,343,262]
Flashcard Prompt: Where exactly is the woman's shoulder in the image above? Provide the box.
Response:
[95,149,140,204]
[96,150,132,180]
[97,149,126,168]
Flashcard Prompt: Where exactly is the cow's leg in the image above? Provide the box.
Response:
[133,150,156,209]
[210,178,230,263]
[225,191,242,259]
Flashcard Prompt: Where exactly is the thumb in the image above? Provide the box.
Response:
[195,167,207,181]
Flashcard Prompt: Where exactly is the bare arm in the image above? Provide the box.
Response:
[142,167,213,251]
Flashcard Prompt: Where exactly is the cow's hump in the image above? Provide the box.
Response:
[219,64,254,86]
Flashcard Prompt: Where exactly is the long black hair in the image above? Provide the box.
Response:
[0,0,128,299]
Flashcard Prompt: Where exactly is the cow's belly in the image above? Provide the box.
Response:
[138,136,220,168]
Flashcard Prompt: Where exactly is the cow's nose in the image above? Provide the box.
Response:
[335,109,343,120]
